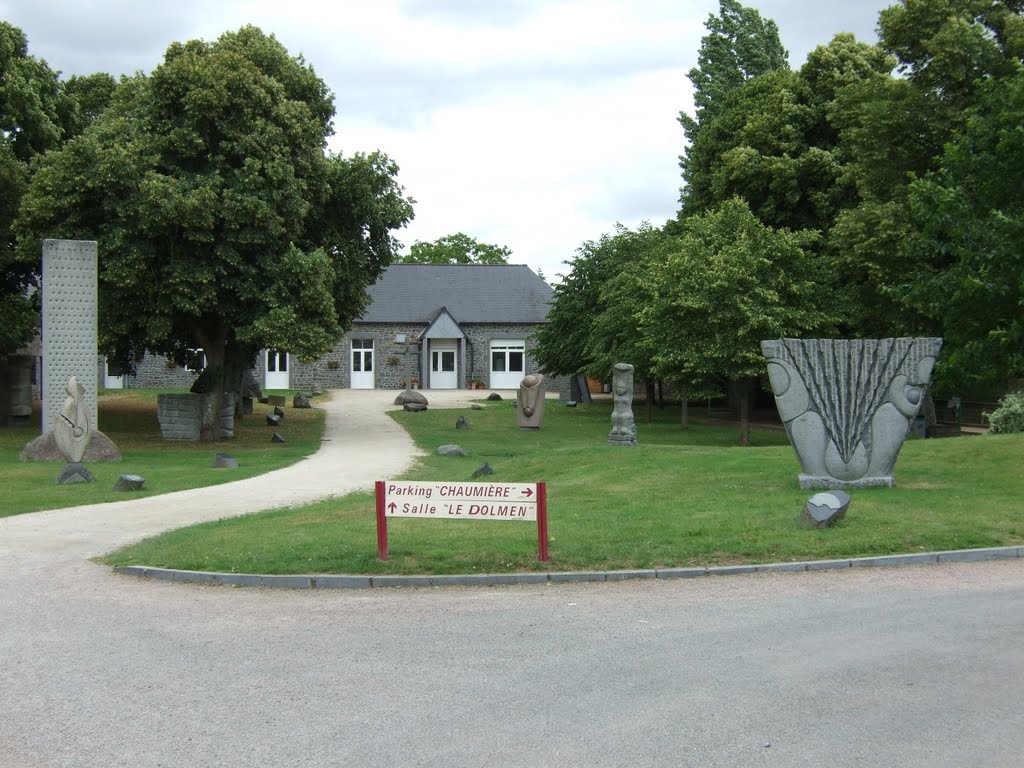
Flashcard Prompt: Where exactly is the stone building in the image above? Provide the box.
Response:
[125,263,556,391]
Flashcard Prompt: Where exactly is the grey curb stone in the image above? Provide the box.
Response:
[936,547,1015,563]
[803,559,854,571]
[112,546,1022,590]
[851,553,937,568]
[606,569,657,581]
[313,575,372,589]
[656,568,709,579]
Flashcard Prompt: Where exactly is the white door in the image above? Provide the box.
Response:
[265,349,290,389]
[430,342,458,389]
[350,338,374,389]
[490,340,525,389]
[103,360,124,389]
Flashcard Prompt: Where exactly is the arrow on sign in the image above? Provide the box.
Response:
[388,502,397,513]
[521,488,534,498]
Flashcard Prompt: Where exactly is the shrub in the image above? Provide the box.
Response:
[985,390,1024,434]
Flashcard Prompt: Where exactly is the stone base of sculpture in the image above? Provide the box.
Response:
[761,338,942,489]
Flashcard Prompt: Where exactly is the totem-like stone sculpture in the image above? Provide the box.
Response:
[607,362,637,446]
[53,376,93,463]
[517,373,545,430]
[761,338,942,489]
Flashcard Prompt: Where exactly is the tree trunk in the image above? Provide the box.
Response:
[680,386,689,430]
[657,379,665,409]
[646,379,654,423]
[738,378,751,446]
[194,321,229,442]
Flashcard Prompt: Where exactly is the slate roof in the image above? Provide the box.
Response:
[358,264,553,324]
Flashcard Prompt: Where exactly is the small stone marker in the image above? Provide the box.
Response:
[293,393,311,409]
[272,432,286,443]
[456,416,470,430]
[242,397,254,415]
[472,461,493,477]
[437,444,467,457]
[487,392,502,401]
[800,491,851,528]
[56,462,95,484]
[273,405,285,417]
[266,413,281,427]
[212,452,238,469]
[114,474,145,492]
[310,382,324,396]
[470,403,483,410]
[566,401,578,408]
[267,395,286,407]
[404,402,427,412]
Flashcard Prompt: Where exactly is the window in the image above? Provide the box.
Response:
[186,348,206,372]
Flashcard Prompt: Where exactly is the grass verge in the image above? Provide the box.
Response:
[1,389,325,517]
[101,398,1024,575]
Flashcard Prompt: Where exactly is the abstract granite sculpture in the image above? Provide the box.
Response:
[761,338,942,489]
[517,373,545,430]
[607,362,637,447]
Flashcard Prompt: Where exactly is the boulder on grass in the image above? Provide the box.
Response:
[272,432,286,443]
[436,444,467,457]
[404,402,427,412]
[266,413,281,427]
[114,474,145,492]
[293,393,311,409]
[395,390,428,406]
[456,416,470,430]
[800,491,851,528]
[56,463,94,484]
[487,392,503,401]
[212,453,238,469]
[472,462,493,477]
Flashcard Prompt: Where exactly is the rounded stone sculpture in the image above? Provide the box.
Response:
[517,373,545,430]
[53,376,92,463]
[608,363,638,447]
[761,338,942,489]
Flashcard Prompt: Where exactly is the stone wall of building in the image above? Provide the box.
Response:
[127,353,202,390]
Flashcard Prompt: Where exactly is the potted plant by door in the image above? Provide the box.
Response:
[410,376,419,389]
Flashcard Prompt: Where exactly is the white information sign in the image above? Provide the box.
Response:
[382,481,538,521]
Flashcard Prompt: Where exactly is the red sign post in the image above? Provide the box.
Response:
[375,480,549,562]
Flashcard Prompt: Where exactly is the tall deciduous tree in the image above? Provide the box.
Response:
[644,199,835,444]
[900,66,1024,392]
[17,26,413,435]
[0,22,65,353]
[402,232,510,264]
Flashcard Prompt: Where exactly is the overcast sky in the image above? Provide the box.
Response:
[3,0,890,281]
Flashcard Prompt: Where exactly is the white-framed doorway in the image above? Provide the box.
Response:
[350,338,375,389]
[430,341,458,389]
[489,340,525,389]
[265,349,289,389]
[103,360,123,389]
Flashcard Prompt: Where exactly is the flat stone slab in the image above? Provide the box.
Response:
[267,395,286,407]
[266,413,282,426]
[436,444,467,457]
[404,402,427,412]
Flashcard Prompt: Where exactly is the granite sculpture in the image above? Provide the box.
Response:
[761,338,942,489]
[517,373,545,430]
[607,362,637,447]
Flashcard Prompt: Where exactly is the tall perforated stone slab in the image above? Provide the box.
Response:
[42,240,98,434]
[761,338,942,489]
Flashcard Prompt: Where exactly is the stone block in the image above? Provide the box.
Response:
[267,395,286,407]
[212,453,238,469]
[114,474,145,491]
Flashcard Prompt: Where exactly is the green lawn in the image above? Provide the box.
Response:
[102,398,1024,575]
[1,389,325,516]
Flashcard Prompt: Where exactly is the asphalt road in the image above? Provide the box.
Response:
[2,390,1022,767]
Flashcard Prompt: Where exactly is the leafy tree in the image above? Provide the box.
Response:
[0,22,65,352]
[899,66,1024,392]
[17,26,413,436]
[402,232,510,264]
[643,199,836,444]
[531,232,624,379]
[680,0,788,143]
